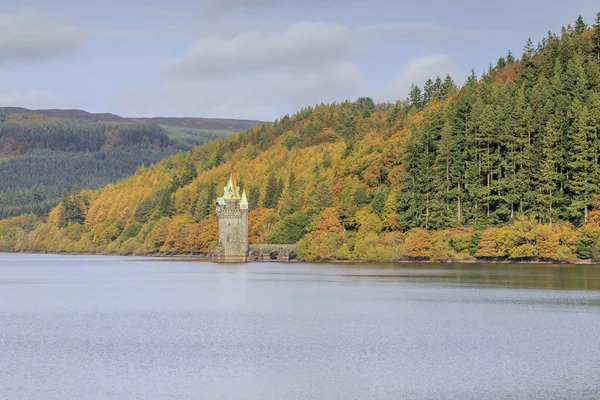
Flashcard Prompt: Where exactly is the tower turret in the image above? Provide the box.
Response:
[213,173,249,262]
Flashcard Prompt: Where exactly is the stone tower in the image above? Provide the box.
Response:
[212,173,249,263]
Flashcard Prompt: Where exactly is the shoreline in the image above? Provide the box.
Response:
[1,250,598,266]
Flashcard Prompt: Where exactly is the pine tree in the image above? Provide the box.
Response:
[279,172,301,215]
[248,185,260,210]
[307,181,333,216]
[506,50,515,64]
[156,189,174,218]
[371,186,390,216]
[524,38,535,58]
[496,57,507,69]
[134,198,155,223]
[434,77,443,99]
[262,174,281,209]
[194,182,216,221]
[539,121,559,224]
[575,15,587,34]
[180,161,197,187]
[593,12,600,64]
[567,101,596,223]
[441,74,458,99]
[423,79,435,105]
[408,85,423,110]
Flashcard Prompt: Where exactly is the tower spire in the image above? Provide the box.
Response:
[240,188,248,209]
[222,171,240,200]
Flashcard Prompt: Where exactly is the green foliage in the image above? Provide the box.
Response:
[262,173,284,209]
[593,13,600,64]
[58,192,88,228]
[371,186,390,216]
[307,181,333,216]
[193,182,216,222]
[575,15,587,33]
[321,150,332,169]
[156,189,175,218]
[398,19,600,230]
[575,225,600,258]
[0,148,172,219]
[248,185,261,210]
[134,198,155,223]
[279,172,301,215]
[269,212,310,244]
[120,222,142,243]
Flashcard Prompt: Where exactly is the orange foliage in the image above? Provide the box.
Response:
[315,208,343,234]
[184,216,218,253]
[535,225,561,259]
[248,208,280,244]
[494,64,522,83]
[401,228,431,259]
[475,228,501,257]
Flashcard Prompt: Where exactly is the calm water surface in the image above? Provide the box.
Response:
[1,253,599,399]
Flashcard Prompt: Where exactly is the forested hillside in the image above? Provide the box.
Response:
[3,13,600,262]
[0,114,237,218]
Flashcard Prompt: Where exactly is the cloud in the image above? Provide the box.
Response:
[359,22,482,45]
[377,54,464,102]
[0,11,82,63]
[163,21,353,78]
[202,0,347,14]
[111,62,363,120]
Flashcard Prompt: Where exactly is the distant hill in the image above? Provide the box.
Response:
[0,109,262,218]
[0,107,262,132]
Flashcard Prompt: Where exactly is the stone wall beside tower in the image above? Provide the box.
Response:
[212,174,249,263]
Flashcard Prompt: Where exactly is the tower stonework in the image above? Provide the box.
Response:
[212,173,249,263]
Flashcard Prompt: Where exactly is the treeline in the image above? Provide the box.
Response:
[0,118,169,153]
[2,13,600,263]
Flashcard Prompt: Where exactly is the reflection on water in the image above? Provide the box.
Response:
[327,263,600,290]
[1,253,599,400]
[145,257,600,291]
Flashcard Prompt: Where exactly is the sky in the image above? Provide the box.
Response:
[0,0,598,121]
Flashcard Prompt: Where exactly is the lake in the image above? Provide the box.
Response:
[1,253,599,399]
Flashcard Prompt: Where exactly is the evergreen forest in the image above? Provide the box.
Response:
[0,115,224,218]
[3,13,600,263]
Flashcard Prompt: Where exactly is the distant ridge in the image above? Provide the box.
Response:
[0,107,262,132]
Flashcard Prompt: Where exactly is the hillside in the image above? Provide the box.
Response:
[0,107,262,131]
[2,13,600,262]
[0,111,258,218]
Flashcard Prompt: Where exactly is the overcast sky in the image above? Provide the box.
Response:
[0,0,598,120]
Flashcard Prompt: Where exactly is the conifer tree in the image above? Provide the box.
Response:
[434,77,443,99]
[593,12,600,63]
[156,189,174,218]
[371,186,390,216]
[194,182,216,222]
[567,102,596,223]
[441,74,458,99]
[575,15,587,34]
[279,172,301,215]
[262,174,283,209]
[539,121,559,224]
[506,50,515,64]
[408,85,423,110]
[248,185,260,210]
[423,79,435,104]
